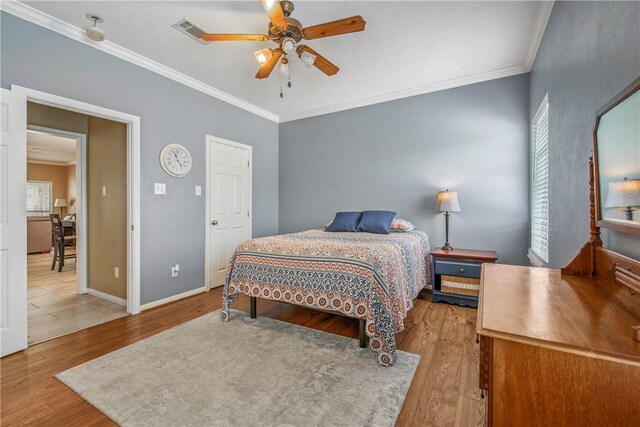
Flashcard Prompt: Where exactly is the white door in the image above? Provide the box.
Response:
[207,138,252,288]
[0,89,27,357]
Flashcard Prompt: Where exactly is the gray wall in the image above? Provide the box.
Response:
[529,1,640,267]
[279,74,531,266]
[1,12,279,304]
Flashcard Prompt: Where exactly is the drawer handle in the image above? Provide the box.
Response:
[459,268,465,273]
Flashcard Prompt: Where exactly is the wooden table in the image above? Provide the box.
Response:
[477,263,640,426]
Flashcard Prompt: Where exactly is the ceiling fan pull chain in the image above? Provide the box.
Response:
[280,80,284,98]
[288,74,292,88]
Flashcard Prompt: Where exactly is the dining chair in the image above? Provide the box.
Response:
[49,214,76,272]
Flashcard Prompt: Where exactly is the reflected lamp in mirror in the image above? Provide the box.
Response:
[53,198,67,216]
[434,190,461,251]
[594,77,640,234]
[605,178,640,221]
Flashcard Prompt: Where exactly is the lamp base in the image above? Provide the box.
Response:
[441,243,453,251]
[624,207,635,221]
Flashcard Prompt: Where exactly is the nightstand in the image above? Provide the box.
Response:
[431,248,498,308]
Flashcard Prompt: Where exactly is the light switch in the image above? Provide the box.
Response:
[154,183,166,195]
[102,186,107,197]
[195,185,202,196]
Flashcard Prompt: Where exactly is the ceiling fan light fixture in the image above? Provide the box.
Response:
[278,61,290,78]
[300,51,316,68]
[255,48,273,65]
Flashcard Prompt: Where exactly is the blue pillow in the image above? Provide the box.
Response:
[326,212,362,232]
[357,210,397,234]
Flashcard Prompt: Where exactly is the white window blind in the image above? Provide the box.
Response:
[27,181,53,217]
[529,96,549,267]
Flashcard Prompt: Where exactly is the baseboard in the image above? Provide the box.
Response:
[87,288,127,306]
[140,286,207,311]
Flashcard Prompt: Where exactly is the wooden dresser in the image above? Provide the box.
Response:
[476,143,640,425]
[477,260,640,426]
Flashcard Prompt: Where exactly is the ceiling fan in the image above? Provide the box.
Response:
[198,0,366,94]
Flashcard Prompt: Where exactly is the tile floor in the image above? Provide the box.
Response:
[28,250,128,345]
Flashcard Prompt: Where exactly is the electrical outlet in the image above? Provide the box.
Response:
[114,267,119,278]
[102,186,107,197]
[195,185,202,196]
[171,264,180,278]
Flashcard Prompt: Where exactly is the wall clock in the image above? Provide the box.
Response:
[160,144,192,177]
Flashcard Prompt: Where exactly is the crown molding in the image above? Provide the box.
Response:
[0,0,279,123]
[279,64,529,123]
[524,1,555,70]
[2,0,555,125]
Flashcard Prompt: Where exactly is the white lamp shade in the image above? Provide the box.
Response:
[604,179,640,208]
[54,199,68,208]
[434,190,461,212]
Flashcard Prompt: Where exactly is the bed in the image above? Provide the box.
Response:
[221,229,431,366]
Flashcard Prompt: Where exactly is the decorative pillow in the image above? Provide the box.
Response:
[356,210,397,234]
[390,218,416,231]
[325,211,363,232]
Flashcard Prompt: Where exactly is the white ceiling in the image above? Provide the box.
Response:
[19,1,553,121]
[27,131,77,164]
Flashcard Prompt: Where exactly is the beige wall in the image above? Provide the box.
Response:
[27,102,88,134]
[66,165,76,212]
[27,163,70,215]
[87,116,127,300]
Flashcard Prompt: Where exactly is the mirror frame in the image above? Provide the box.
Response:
[593,76,640,236]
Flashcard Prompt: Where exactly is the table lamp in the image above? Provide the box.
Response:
[434,189,460,251]
[54,199,67,217]
[604,178,640,221]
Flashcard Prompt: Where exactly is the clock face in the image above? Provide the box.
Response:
[160,144,192,177]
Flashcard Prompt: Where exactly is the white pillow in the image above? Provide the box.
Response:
[390,218,415,231]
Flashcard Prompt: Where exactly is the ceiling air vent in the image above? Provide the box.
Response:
[172,18,210,45]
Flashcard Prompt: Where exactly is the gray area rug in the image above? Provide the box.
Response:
[56,309,419,427]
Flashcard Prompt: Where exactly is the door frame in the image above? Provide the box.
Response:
[26,125,88,295]
[205,135,252,291]
[13,85,141,314]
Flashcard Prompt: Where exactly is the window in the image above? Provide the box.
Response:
[26,181,53,217]
[529,95,549,267]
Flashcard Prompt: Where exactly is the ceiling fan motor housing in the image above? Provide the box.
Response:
[269,17,303,41]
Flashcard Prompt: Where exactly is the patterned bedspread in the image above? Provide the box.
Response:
[221,229,431,366]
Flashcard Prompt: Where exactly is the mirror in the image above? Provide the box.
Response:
[594,77,640,235]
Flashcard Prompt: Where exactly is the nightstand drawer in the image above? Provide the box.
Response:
[434,260,481,278]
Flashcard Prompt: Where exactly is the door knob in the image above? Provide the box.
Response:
[211,220,219,225]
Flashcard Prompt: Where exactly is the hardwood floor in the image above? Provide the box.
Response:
[28,251,128,345]
[1,287,485,426]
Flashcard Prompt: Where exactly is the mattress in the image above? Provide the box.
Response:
[221,229,431,365]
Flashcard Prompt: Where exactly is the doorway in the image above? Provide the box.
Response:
[25,110,129,345]
[0,86,141,357]
[26,125,87,294]
[206,135,252,289]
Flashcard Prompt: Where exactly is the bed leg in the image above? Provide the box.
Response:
[250,297,257,319]
[359,319,367,348]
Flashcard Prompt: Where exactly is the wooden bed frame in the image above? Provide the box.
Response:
[249,296,369,348]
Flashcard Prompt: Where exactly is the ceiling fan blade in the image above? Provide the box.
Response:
[259,0,287,30]
[303,16,366,40]
[200,34,269,41]
[256,49,283,79]
[297,45,339,76]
